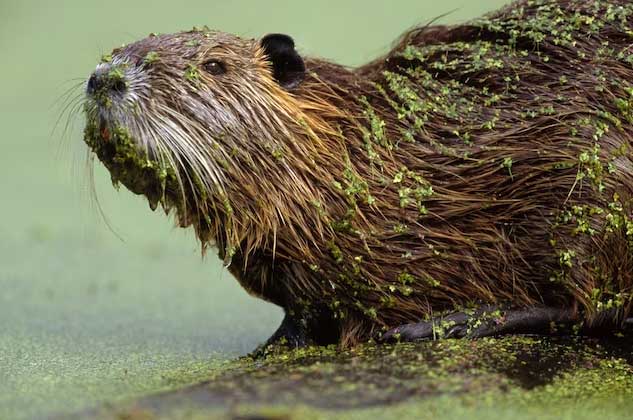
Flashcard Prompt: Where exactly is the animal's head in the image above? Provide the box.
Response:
[83,29,309,213]
[83,28,350,253]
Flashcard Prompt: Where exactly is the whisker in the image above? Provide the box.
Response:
[52,81,85,139]
[55,96,86,158]
[85,152,125,242]
[51,79,86,110]
[52,89,86,143]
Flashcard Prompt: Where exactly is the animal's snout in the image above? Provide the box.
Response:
[86,63,127,96]
[86,73,101,94]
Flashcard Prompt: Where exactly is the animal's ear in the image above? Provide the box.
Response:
[260,34,305,89]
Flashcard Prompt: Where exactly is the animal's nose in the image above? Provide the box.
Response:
[86,63,127,96]
[86,73,101,94]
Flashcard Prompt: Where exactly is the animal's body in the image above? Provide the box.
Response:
[84,0,633,348]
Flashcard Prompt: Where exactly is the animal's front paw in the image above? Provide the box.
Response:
[250,313,311,359]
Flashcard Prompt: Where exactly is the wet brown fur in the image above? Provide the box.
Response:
[86,0,633,347]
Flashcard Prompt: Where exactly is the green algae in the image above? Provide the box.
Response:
[83,121,177,209]
[501,157,514,178]
[185,39,201,47]
[79,335,633,420]
[392,166,433,215]
[143,51,159,65]
[184,64,200,83]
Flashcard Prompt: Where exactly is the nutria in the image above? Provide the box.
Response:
[83,0,633,349]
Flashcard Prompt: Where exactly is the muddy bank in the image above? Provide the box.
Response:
[71,335,633,419]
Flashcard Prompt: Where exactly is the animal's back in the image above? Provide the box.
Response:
[318,0,633,340]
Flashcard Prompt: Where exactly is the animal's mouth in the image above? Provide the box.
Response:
[83,59,180,212]
[83,95,221,238]
[83,54,225,233]
[83,116,176,211]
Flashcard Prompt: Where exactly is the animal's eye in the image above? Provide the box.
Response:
[202,60,226,75]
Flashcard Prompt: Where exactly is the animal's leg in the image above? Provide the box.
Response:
[381,306,577,342]
[250,312,309,358]
[251,307,341,358]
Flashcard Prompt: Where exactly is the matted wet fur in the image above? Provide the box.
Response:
[83,0,633,348]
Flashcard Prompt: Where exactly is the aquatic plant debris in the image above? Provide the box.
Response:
[72,335,633,419]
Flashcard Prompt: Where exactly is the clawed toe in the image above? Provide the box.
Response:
[381,322,434,342]
[250,313,311,358]
[380,315,470,343]
[380,306,576,343]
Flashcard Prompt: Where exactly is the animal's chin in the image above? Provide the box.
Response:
[83,115,179,213]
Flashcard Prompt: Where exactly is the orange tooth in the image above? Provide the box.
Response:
[101,126,110,141]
